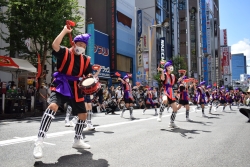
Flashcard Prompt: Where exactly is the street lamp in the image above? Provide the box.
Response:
[147,19,169,86]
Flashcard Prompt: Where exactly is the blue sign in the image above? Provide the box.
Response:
[203,57,208,83]
[137,10,142,43]
[201,0,207,54]
[87,23,95,64]
[94,30,110,78]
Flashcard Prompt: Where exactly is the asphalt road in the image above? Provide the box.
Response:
[0,105,250,167]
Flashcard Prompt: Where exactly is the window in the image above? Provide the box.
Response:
[117,54,132,73]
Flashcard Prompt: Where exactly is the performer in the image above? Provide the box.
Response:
[84,68,101,131]
[118,75,135,119]
[206,85,213,114]
[196,81,207,117]
[234,87,241,108]
[157,60,179,128]
[225,89,234,111]
[143,87,158,116]
[177,76,192,121]
[33,26,92,159]
[239,89,250,122]
[214,86,227,112]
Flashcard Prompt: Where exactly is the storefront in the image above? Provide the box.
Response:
[94,30,111,87]
[0,56,37,114]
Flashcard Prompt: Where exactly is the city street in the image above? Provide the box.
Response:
[0,106,250,167]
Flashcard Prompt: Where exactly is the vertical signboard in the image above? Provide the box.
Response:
[107,0,117,70]
[206,3,211,55]
[160,37,165,60]
[137,37,143,67]
[220,29,227,46]
[87,23,95,64]
[201,0,207,54]
[221,46,230,75]
[137,10,142,43]
[94,30,110,78]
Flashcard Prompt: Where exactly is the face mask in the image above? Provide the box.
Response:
[74,45,85,55]
[169,66,174,72]
[125,79,129,83]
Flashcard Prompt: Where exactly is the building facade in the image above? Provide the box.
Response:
[135,0,172,87]
[231,53,247,81]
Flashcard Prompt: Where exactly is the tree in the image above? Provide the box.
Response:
[153,56,188,88]
[171,56,188,77]
[0,0,84,83]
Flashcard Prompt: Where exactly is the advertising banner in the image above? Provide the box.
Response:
[94,30,110,78]
[206,3,211,55]
[137,37,143,67]
[87,23,95,64]
[160,37,165,60]
[137,10,142,43]
[221,46,230,75]
[220,29,227,46]
[201,0,207,54]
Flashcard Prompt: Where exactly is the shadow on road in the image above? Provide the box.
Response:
[34,149,110,167]
[177,120,213,126]
[82,130,114,140]
[223,111,237,114]
[160,128,211,139]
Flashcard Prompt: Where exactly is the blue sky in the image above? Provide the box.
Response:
[219,0,250,73]
[219,0,250,45]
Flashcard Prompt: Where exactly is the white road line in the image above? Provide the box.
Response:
[13,137,55,145]
[0,111,192,147]
[43,142,56,146]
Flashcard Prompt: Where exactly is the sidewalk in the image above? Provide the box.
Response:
[0,110,66,120]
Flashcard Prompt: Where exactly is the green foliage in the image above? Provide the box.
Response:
[0,0,84,81]
[171,56,188,77]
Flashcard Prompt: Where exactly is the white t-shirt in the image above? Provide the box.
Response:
[116,89,123,98]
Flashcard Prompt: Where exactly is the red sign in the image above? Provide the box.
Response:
[223,29,227,46]
[110,0,116,70]
[0,56,18,67]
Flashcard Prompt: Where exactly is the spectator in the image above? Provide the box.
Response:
[109,86,116,99]
[39,83,48,110]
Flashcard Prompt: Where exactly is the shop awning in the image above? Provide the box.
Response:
[0,56,36,73]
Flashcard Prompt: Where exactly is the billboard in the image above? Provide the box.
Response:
[221,46,230,75]
[108,0,117,70]
[94,30,110,78]
[160,37,165,60]
[201,0,207,54]
[137,9,142,43]
[220,29,227,46]
[206,3,211,55]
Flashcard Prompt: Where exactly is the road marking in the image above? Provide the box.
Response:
[0,111,192,147]
[13,137,55,145]
[43,142,56,145]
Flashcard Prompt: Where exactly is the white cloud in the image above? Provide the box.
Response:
[231,39,250,73]
[231,38,250,61]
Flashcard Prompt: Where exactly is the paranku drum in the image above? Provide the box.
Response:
[79,77,101,95]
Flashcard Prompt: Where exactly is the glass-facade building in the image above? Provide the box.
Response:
[231,53,247,80]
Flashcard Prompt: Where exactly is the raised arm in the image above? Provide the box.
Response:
[117,77,125,84]
[52,25,72,52]
[93,67,101,78]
